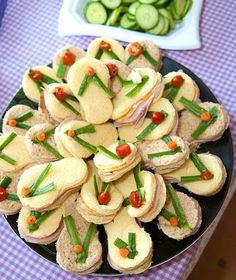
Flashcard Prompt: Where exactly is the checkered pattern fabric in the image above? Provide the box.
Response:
[0,0,235,279]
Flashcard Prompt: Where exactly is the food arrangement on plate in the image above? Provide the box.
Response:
[84,0,192,36]
[0,37,231,275]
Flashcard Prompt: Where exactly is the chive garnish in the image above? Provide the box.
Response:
[148,147,182,159]
[73,135,97,153]
[28,163,52,196]
[166,183,191,230]
[101,181,109,192]
[103,49,121,61]
[38,142,63,159]
[114,233,138,259]
[116,75,133,86]
[164,82,171,90]
[15,111,34,122]
[125,75,149,97]
[15,123,31,130]
[60,100,81,116]
[191,106,218,139]
[179,96,206,117]
[122,197,130,206]
[0,153,17,165]
[114,238,128,248]
[142,50,157,67]
[56,58,67,79]
[160,208,176,221]
[74,124,95,135]
[145,111,155,118]
[64,215,83,246]
[41,74,59,85]
[44,128,56,138]
[0,176,12,188]
[126,56,136,65]
[78,75,92,96]
[189,152,207,172]
[7,193,20,202]
[34,80,44,94]
[97,145,121,160]
[180,175,202,183]
[95,48,103,59]
[133,163,145,201]
[118,139,126,145]
[165,87,179,103]
[162,135,172,144]
[29,210,55,232]
[0,132,17,151]
[30,210,41,219]
[136,111,168,141]
[93,175,99,197]
[92,74,113,98]
[31,182,55,196]
[65,95,79,103]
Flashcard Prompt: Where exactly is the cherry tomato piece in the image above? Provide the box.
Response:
[169,216,178,227]
[36,132,46,142]
[168,141,177,150]
[55,87,66,101]
[29,70,43,82]
[127,42,143,57]
[100,41,111,51]
[201,170,213,180]
[106,63,118,78]
[116,143,131,158]
[9,119,17,127]
[86,67,95,77]
[151,112,164,124]
[0,187,7,202]
[119,248,129,258]
[22,187,30,197]
[129,191,142,208]
[67,130,75,137]
[201,112,211,122]
[73,244,83,254]
[62,51,76,66]
[97,191,111,205]
[171,75,184,88]
[27,215,36,225]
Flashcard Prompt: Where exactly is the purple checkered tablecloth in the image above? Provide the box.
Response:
[0,1,235,280]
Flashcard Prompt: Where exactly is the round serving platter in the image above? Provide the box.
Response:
[0,56,234,276]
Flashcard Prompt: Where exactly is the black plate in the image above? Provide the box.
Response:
[0,56,234,276]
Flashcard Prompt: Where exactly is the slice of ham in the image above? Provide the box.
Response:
[114,79,163,129]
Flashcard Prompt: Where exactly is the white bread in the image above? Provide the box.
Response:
[87,37,125,62]
[158,191,202,240]
[53,46,86,80]
[17,158,88,211]
[163,71,199,111]
[22,66,62,103]
[164,153,227,196]
[2,105,43,136]
[0,134,33,172]
[38,93,59,125]
[67,57,113,124]
[118,98,177,143]
[137,136,190,174]
[125,40,162,71]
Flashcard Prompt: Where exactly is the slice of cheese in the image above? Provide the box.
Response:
[118,98,177,143]
[67,57,113,124]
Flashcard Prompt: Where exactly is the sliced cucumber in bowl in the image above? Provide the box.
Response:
[85,2,107,24]
[135,4,159,30]
[101,0,122,10]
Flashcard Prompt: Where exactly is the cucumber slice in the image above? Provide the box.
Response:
[174,0,187,18]
[127,13,136,20]
[135,4,159,30]
[139,0,158,4]
[167,10,176,29]
[159,15,169,35]
[158,8,169,18]
[147,14,165,35]
[120,14,136,29]
[128,2,141,16]
[122,0,135,3]
[85,2,107,24]
[154,0,169,8]
[106,6,124,25]
[182,0,192,17]
[101,0,121,10]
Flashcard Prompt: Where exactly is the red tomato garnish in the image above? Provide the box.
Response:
[86,67,95,77]
[171,75,184,88]
[116,143,131,158]
[168,141,177,150]
[0,187,7,202]
[201,112,211,122]
[106,63,118,78]
[201,170,213,180]
[127,42,143,57]
[29,70,43,82]
[130,191,142,208]
[9,119,17,127]
[27,215,36,225]
[97,191,111,205]
[119,248,129,258]
[169,216,178,227]
[151,112,164,124]
[100,41,111,51]
[62,51,76,66]
[73,244,83,254]
[55,87,66,101]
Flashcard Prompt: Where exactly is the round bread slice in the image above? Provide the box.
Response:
[177,102,229,146]
[54,125,73,158]
[104,207,153,273]
[158,191,202,240]
[44,83,81,122]
[164,153,227,196]
[87,37,125,62]
[0,134,33,172]
[77,161,123,218]
[17,206,63,245]
[67,57,113,124]
[118,98,177,143]
[112,68,162,121]
[163,71,199,111]
[38,93,59,125]
[2,105,44,136]
[17,158,88,211]
[137,136,190,174]
[22,66,62,103]
[25,123,62,163]
[105,59,132,95]
[56,119,118,159]
[56,200,102,274]
[125,40,162,71]
[53,46,86,80]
